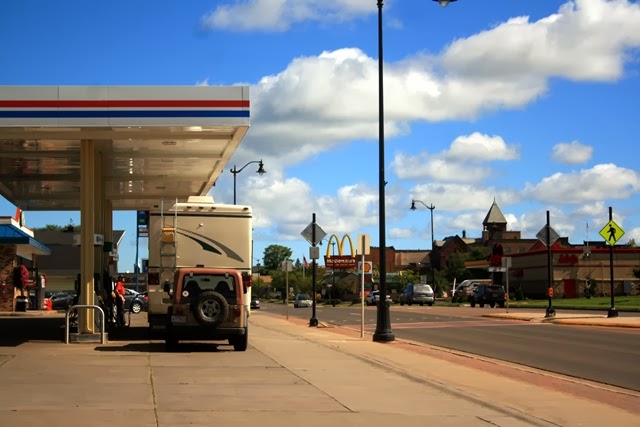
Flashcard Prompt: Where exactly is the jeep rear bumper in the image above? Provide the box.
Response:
[165,325,246,341]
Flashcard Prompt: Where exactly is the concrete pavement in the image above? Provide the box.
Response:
[0,310,638,427]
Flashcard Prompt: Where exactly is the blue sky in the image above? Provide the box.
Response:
[2,0,640,272]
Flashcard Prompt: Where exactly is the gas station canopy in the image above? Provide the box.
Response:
[0,86,250,211]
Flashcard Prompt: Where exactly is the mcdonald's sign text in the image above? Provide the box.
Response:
[325,255,357,269]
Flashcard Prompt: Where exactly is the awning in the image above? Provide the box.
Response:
[0,218,51,256]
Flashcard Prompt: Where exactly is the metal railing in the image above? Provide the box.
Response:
[64,305,107,344]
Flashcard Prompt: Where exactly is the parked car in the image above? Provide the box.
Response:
[250,295,260,309]
[123,288,148,313]
[468,284,507,308]
[453,279,492,299]
[293,293,313,308]
[399,284,434,306]
[365,290,392,306]
[49,292,76,311]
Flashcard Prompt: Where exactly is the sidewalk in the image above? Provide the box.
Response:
[485,309,640,328]
[0,311,638,427]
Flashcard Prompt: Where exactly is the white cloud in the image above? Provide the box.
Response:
[444,133,520,162]
[410,184,520,213]
[201,0,373,32]
[441,0,640,83]
[524,163,640,204]
[392,132,518,183]
[389,227,415,239]
[392,152,492,183]
[551,141,593,164]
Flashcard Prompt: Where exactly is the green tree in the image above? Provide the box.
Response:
[262,244,293,271]
[397,270,420,289]
[270,269,313,298]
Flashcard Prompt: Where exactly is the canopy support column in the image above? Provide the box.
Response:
[80,140,96,333]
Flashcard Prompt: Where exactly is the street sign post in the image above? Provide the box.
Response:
[282,259,292,320]
[301,214,324,327]
[602,208,622,318]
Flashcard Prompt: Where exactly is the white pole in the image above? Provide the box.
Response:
[361,237,365,338]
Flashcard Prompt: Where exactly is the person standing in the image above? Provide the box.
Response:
[114,275,126,327]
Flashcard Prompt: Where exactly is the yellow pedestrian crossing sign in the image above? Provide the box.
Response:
[599,220,625,245]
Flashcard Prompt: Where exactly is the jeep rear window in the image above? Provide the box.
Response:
[183,274,236,297]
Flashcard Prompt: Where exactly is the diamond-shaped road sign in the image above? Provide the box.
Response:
[599,220,625,246]
[536,225,560,246]
[301,222,326,246]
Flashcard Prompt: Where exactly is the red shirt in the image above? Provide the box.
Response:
[115,281,125,298]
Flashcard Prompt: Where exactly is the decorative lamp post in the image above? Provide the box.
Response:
[229,160,266,205]
[373,0,456,343]
[410,200,436,290]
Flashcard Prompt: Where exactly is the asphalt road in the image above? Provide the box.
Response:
[259,302,640,392]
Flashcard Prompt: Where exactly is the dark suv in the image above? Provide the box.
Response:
[468,284,506,308]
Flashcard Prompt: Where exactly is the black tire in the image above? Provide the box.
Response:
[419,302,424,306]
[400,301,404,306]
[479,303,485,308]
[489,302,496,308]
[231,328,248,351]
[130,301,142,314]
[194,291,229,326]
[470,300,476,308]
[428,302,433,307]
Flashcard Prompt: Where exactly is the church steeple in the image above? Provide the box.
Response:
[482,198,507,231]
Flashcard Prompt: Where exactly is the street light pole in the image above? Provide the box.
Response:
[373,0,456,343]
[410,199,436,289]
[229,160,266,205]
[411,200,436,289]
[373,0,394,343]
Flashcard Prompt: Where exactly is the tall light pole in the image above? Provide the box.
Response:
[373,0,457,343]
[411,200,436,291]
[229,160,266,205]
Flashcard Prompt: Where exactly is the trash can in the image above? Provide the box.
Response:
[15,296,29,312]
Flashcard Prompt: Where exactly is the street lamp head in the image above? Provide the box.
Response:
[410,200,417,211]
[434,0,456,7]
[256,160,266,175]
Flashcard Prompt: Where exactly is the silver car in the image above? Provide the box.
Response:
[293,293,313,308]
[399,284,434,306]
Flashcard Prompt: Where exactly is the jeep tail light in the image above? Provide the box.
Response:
[233,306,241,317]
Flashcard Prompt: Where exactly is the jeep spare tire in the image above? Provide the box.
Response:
[194,291,229,326]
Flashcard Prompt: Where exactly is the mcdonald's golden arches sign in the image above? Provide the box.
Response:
[324,234,357,269]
